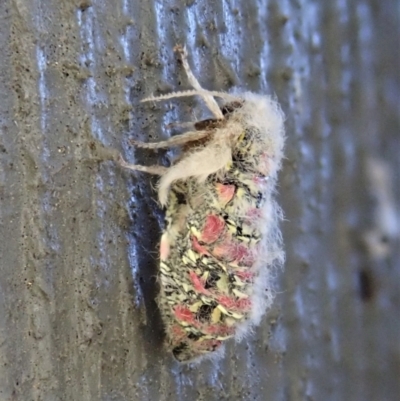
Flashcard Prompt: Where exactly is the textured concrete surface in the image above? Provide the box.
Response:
[0,0,399,400]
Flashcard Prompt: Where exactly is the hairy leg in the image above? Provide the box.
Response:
[118,154,167,176]
[130,129,213,149]
[165,121,195,130]
[158,142,232,206]
[173,45,224,120]
[141,89,238,105]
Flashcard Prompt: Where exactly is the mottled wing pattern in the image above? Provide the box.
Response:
[159,126,276,362]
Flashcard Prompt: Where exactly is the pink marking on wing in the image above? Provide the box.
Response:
[160,234,170,261]
[191,235,209,255]
[236,298,252,310]
[205,323,235,336]
[253,173,269,186]
[201,214,225,244]
[217,295,252,311]
[212,239,232,260]
[246,208,263,221]
[212,239,255,266]
[170,324,187,341]
[174,305,195,324]
[216,183,235,204]
[189,270,210,295]
[232,243,253,264]
[255,151,275,177]
[235,270,255,282]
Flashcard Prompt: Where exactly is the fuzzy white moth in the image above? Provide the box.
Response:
[120,46,285,362]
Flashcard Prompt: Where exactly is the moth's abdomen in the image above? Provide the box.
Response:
[159,130,275,362]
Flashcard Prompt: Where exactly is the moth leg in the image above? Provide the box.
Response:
[164,117,225,132]
[130,129,212,149]
[158,142,232,206]
[165,121,195,130]
[174,45,224,120]
[118,154,167,176]
[141,89,239,104]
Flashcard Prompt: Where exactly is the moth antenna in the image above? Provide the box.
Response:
[174,44,224,119]
[141,89,241,104]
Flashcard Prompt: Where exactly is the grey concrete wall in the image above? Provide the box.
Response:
[0,0,399,400]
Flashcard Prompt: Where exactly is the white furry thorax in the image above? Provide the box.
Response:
[158,92,285,207]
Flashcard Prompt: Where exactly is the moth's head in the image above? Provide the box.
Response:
[221,100,243,117]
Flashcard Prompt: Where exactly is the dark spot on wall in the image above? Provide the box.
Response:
[358,268,375,302]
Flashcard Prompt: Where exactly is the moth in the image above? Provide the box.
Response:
[120,45,285,362]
